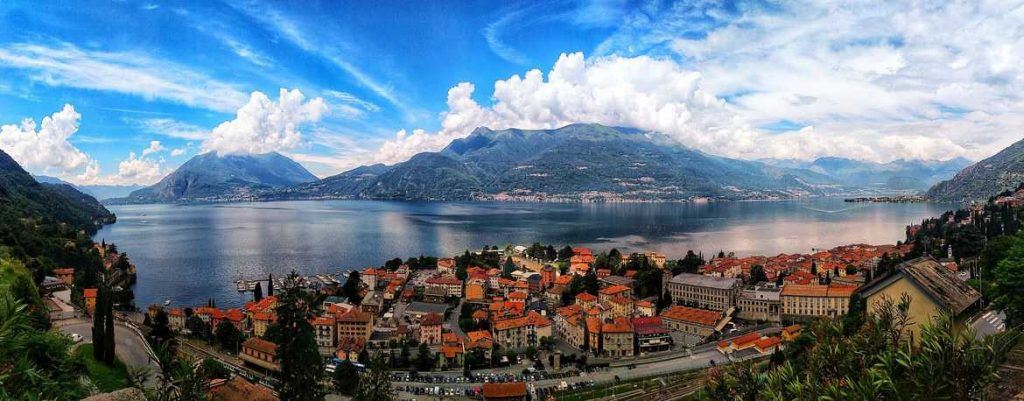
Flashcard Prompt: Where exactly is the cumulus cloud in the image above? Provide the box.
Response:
[114,151,167,185]
[372,0,1024,165]
[0,104,96,176]
[170,148,187,157]
[372,52,759,164]
[201,88,327,155]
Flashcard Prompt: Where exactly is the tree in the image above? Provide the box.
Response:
[416,343,434,371]
[558,246,574,261]
[215,320,242,353]
[342,271,362,304]
[398,341,411,368]
[91,283,115,365]
[267,273,274,297]
[354,353,396,401]
[358,349,371,366]
[253,281,263,302]
[274,271,325,401]
[993,233,1024,326]
[333,360,360,396]
[749,265,768,284]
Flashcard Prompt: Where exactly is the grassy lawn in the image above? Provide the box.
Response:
[73,344,131,393]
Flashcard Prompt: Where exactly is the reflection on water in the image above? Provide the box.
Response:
[95,199,951,308]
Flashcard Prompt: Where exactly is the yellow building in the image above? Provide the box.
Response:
[860,257,980,342]
[780,284,857,319]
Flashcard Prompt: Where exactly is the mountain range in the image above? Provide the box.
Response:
[760,157,970,191]
[107,124,1018,204]
[112,151,318,203]
[278,124,839,201]
[33,175,143,201]
[926,137,1024,202]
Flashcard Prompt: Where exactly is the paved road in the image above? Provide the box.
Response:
[59,319,160,384]
[972,310,1006,338]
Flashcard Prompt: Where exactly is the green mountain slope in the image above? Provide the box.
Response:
[927,137,1024,202]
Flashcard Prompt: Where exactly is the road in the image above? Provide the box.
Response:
[58,319,160,384]
[972,310,1007,338]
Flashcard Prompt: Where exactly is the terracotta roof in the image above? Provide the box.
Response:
[442,344,463,358]
[599,284,631,296]
[421,313,444,326]
[754,336,781,350]
[208,376,278,401]
[782,324,802,336]
[337,308,372,323]
[482,382,527,399]
[493,316,531,331]
[53,268,74,275]
[224,308,244,322]
[242,338,277,355]
[311,316,336,326]
[472,309,489,320]
[467,330,492,342]
[601,316,633,334]
[426,274,462,286]
[585,317,602,334]
[83,288,98,298]
[731,332,762,347]
[659,305,720,326]
[575,292,597,302]
[631,316,669,336]
[781,284,829,297]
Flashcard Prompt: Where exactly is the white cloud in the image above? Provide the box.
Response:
[662,0,1024,161]
[0,104,96,176]
[0,42,249,112]
[201,88,327,155]
[114,151,167,185]
[372,52,760,164]
[170,148,186,157]
[141,140,164,157]
[374,1,1024,165]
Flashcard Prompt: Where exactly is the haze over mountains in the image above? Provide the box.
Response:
[760,157,970,191]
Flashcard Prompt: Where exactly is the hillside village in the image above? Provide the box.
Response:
[140,225,989,397]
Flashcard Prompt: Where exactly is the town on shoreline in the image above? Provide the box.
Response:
[41,187,1023,401]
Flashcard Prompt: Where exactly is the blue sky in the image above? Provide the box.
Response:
[1,1,1022,184]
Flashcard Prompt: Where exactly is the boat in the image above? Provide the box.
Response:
[163,299,171,306]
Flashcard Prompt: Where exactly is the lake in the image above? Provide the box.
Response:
[94,199,952,308]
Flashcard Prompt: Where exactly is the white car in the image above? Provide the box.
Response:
[70,333,83,343]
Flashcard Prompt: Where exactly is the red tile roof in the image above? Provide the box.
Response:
[83,288,98,298]
[659,305,720,326]
[242,337,277,355]
[421,313,443,326]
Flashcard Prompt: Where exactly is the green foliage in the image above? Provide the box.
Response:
[416,343,435,371]
[332,360,360,395]
[993,232,1024,326]
[354,353,395,401]
[275,271,326,401]
[215,320,242,352]
[74,343,130,393]
[342,271,362,304]
[0,292,89,400]
[708,295,1020,400]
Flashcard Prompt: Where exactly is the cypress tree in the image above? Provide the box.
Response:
[274,271,324,401]
[103,288,115,364]
[267,274,274,297]
[92,286,105,362]
[253,282,263,302]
